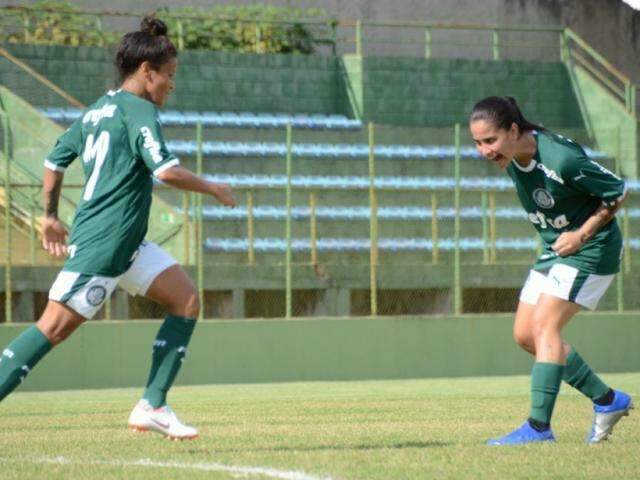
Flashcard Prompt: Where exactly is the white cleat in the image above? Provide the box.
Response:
[128,399,198,440]
[587,390,634,444]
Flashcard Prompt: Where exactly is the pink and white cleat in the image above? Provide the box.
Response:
[128,399,198,440]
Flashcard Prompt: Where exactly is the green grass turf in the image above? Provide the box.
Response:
[0,373,638,479]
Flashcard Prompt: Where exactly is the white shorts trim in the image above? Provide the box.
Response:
[119,241,177,296]
[48,242,177,318]
[519,264,614,310]
[44,159,66,172]
[153,159,180,177]
[49,272,120,319]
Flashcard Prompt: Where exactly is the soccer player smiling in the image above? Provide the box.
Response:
[470,96,633,445]
[0,16,236,440]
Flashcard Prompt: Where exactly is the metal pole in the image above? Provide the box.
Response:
[481,191,489,264]
[431,192,438,264]
[176,19,185,51]
[616,268,624,312]
[196,121,204,321]
[95,16,105,48]
[22,11,29,43]
[453,123,462,315]
[255,24,261,54]
[355,20,362,56]
[424,27,432,59]
[3,113,12,323]
[29,200,36,265]
[309,192,317,267]
[489,192,497,263]
[617,206,625,311]
[285,124,293,319]
[368,122,378,316]
[182,191,190,265]
[104,293,111,320]
[623,207,630,274]
[247,191,255,266]
[559,30,567,62]
[492,29,500,61]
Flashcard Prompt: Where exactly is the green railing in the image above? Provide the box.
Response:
[562,28,637,117]
[2,120,638,322]
[0,6,564,60]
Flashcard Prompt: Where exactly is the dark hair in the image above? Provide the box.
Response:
[470,96,546,134]
[115,16,177,82]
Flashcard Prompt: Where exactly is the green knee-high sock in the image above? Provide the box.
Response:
[563,348,610,401]
[530,362,564,424]
[0,325,52,402]
[143,315,196,408]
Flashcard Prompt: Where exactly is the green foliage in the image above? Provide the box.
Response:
[0,0,117,46]
[158,5,329,54]
[0,3,332,54]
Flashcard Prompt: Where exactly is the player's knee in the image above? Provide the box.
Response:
[37,321,76,346]
[182,290,200,319]
[530,312,560,343]
[512,327,534,352]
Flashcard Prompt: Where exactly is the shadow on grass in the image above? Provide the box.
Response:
[188,440,451,454]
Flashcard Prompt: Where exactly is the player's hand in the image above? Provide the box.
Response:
[551,231,585,256]
[42,216,68,257]
[210,183,236,208]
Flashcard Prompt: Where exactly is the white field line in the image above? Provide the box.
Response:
[0,456,334,480]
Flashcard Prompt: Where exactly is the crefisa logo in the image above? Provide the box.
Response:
[86,285,107,306]
[532,188,555,209]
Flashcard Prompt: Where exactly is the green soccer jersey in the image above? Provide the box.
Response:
[45,89,179,276]
[506,131,626,275]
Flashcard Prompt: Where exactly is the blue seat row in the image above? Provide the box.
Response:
[40,108,362,130]
[200,174,640,191]
[182,205,640,221]
[204,236,640,253]
[167,141,487,159]
[184,205,526,220]
[167,140,607,159]
[201,174,514,190]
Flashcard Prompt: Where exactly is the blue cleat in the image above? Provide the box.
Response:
[487,421,555,445]
[587,390,634,444]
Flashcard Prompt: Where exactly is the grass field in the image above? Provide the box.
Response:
[0,373,638,479]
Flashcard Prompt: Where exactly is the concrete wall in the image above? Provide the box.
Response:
[0,313,638,391]
[3,0,636,80]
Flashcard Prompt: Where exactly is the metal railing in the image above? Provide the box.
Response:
[0,6,564,60]
[1,120,638,322]
[562,28,637,117]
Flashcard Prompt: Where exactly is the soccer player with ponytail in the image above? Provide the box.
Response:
[0,17,236,440]
[470,96,633,445]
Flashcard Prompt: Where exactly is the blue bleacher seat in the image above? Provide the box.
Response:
[39,108,364,131]
[198,174,640,192]
[204,236,639,253]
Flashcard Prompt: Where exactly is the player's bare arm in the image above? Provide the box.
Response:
[552,190,628,257]
[156,165,236,207]
[42,168,68,257]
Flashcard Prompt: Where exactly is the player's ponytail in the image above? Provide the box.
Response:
[115,15,177,81]
[470,96,546,134]
[140,16,168,37]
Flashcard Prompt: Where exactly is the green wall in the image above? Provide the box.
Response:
[567,63,638,178]
[0,44,351,115]
[0,313,637,392]
[363,57,585,127]
[1,44,585,129]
